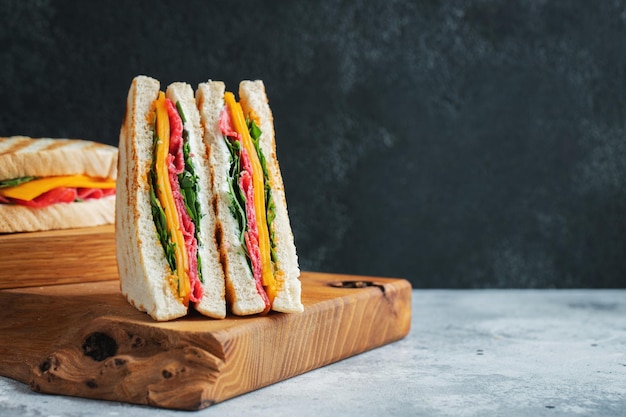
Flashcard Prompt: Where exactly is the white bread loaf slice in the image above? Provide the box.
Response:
[0,136,117,233]
[0,136,117,180]
[196,81,267,315]
[0,196,114,233]
[196,80,303,315]
[239,81,303,313]
[165,82,226,319]
[116,75,188,321]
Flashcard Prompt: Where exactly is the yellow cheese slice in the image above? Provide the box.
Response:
[0,174,115,201]
[154,92,191,305]
[224,92,277,303]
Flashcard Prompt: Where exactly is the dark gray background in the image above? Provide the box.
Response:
[2,0,625,288]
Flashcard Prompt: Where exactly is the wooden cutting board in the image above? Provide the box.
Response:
[0,225,117,289]
[0,235,411,411]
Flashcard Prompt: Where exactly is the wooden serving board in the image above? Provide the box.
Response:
[0,225,117,289]
[0,271,411,410]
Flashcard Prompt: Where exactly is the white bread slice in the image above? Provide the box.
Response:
[165,82,226,319]
[0,136,118,181]
[116,75,187,321]
[239,81,303,313]
[196,80,303,315]
[0,136,118,233]
[196,81,267,315]
[0,195,114,233]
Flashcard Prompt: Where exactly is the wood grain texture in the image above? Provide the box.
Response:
[0,225,117,289]
[0,272,411,410]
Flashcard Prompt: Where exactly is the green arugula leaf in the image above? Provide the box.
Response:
[150,128,177,274]
[249,118,262,141]
[150,172,177,272]
[0,176,37,189]
[176,101,187,124]
[247,118,278,264]
[224,137,247,245]
[222,117,279,276]
[177,108,204,283]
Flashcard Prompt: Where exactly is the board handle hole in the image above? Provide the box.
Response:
[328,280,385,293]
[83,332,118,362]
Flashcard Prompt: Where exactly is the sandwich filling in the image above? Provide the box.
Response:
[0,175,115,207]
[150,92,203,306]
[220,92,278,311]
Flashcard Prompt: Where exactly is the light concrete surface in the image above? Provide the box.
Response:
[1,289,625,416]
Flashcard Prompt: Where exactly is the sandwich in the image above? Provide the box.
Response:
[116,75,225,321]
[196,80,303,315]
[0,136,117,233]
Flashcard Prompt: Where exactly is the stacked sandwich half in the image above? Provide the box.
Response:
[116,75,303,321]
[0,136,117,233]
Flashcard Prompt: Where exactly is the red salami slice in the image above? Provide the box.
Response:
[220,106,270,309]
[166,99,185,174]
[166,98,203,303]
[12,187,77,208]
[2,185,115,208]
